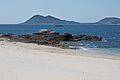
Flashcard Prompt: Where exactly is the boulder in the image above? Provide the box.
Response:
[57,32,73,41]
[0,33,14,39]
[38,29,51,33]
[33,29,60,35]
[49,31,59,35]
[73,35,103,41]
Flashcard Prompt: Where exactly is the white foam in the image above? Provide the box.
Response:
[102,38,108,42]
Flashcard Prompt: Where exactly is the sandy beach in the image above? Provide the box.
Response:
[0,41,120,80]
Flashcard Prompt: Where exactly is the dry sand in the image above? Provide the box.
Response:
[0,41,120,80]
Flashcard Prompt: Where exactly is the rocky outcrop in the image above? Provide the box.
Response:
[73,35,103,41]
[57,32,73,41]
[0,29,104,46]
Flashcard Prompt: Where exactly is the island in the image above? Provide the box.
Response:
[21,15,80,25]
[21,15,120,25]
[96,17,120,25]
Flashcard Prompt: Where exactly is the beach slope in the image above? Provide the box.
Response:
[0,41,120,80]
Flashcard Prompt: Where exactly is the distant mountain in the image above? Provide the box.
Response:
[21,15,120,25]
[96,17,120,24]
[21,15,80,25]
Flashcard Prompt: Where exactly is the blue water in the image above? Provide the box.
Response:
[0,24,120,56]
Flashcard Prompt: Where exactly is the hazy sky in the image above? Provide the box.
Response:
[0,0,120,24]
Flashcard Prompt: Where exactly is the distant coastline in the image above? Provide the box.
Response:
[0,15,120,25]
[20,15,120,25]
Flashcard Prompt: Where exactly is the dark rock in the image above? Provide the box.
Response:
[73,35,103,41]
[0,33,14,39]
[0,29,104,47]
[57,32,73,41]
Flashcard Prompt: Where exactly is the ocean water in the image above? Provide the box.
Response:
[0,24,120,56]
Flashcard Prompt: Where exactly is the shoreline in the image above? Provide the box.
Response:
[0,41,120,80]
[1,41,120,60]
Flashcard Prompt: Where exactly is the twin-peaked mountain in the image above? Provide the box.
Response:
[21,15,80,25]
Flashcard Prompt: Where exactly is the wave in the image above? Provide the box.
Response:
[76,47,120,56]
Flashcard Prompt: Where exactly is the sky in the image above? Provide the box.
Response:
[0,0,120,24]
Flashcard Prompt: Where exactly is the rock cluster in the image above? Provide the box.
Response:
[73,35,103,41]
[0,29,103,46]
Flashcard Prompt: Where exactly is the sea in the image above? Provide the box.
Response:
[0,24,120,56]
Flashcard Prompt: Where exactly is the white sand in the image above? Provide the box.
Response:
[0,41,120,80]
